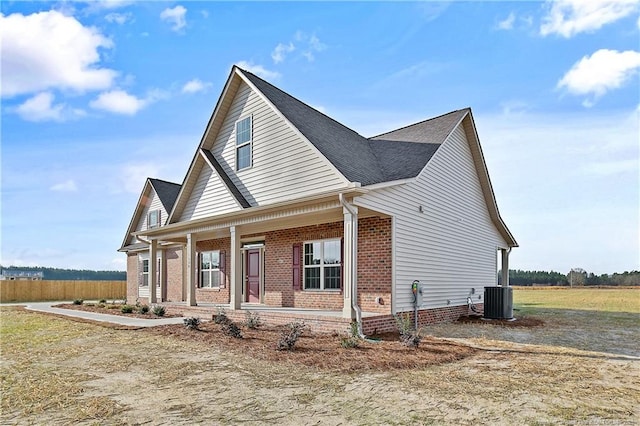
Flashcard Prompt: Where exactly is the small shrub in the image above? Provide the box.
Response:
[400,331,422,348]
[120,305,134,314]
[72,299,83,305]
[394,312,414,336]
[213,308,229,325]
[184,317,201,330]
[276,321,306,351]
[99,299,107,304]
[340,321,361,348]
[244,311,262,329]
[138,304,149,314]
[221,321,243,338]
[97,303,106,308]
[106,304,119,310]
[152,305,166,317]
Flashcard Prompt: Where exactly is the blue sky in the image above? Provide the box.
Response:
[1,0,638,275]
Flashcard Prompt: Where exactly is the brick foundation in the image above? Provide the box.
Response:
[162,302,483,335]
[362,303,485,335]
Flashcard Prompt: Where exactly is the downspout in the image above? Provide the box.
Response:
[339,193,365,338]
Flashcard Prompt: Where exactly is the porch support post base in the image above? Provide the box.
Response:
[230,226,242,310]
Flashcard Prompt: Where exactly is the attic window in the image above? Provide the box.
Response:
[236,116,252,170]
[148,210,160,229]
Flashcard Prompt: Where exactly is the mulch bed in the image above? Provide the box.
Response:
[456,315,544,327]
[144,321,476,372]
[55,303,181,319]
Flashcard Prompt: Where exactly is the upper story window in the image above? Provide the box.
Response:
[304,239,341,291]
[148,210,160,229]
[236,116,252,170]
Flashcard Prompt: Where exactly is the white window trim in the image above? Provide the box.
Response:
[148,209,161,229]
[141,258,149,287]
[235,115,253,171]
[303,238,341,291]
[199,250,221,289]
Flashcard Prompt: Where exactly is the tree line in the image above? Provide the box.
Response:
[0,266,125,281]
[499,269,640,286]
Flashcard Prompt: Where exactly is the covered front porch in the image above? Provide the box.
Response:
[135,190,394,326]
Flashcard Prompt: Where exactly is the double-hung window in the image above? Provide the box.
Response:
[148,210,160,229]
[236,116,252,170]
[304,239,341,290]
[200,250,220,288]
[141,259,149,286]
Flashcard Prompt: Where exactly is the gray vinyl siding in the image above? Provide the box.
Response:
[127,187,167,246]
[210,81,348,206]
[179,163,241,222]
[355,124,508,313]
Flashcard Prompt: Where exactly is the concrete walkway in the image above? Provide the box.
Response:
[2,301,185,327]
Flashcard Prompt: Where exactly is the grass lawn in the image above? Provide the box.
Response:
[1,288,639,425]
[514,287,640,313]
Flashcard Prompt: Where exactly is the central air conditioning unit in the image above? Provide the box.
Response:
[484,286,513,319]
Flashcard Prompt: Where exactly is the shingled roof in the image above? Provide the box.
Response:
[148,178,181,213]
[240,68,467,186]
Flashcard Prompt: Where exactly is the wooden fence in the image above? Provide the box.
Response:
[0,280,126,303]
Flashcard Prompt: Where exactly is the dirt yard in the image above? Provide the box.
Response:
[2,296,639,425]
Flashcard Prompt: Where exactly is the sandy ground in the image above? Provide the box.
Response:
[1,307,638,425]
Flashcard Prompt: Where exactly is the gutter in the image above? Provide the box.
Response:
[339,193,365,338]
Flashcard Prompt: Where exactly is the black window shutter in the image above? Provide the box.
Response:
[340,238,344,291]
[219,251,226,288]
[292,244,302,291]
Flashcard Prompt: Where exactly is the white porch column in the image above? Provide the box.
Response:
[501,248,510,287]
[229,226,242,310]
[149,239,157,303]
[158,248,165,302]
[342,205,358,319]
[186,233,197,306]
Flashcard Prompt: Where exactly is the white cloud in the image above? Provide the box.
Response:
[15,92,64,122]
[557,49,640,105]
[89,90,147,115]
[0,11,117,98]
[181,79,212,94]
[89,87,167,116]
[50,179,78,192]
[299,33,327,62]
[120,163,161,194]
[160,5,187,32]
[540,0,640,37]
[416,2,451,22]
[105,12,132,25]
[235,61,281,80]
[497,12,516,30]
[271,42,295,64]
[281,31,327,63]
[85,0,134,11]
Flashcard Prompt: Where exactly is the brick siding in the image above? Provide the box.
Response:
[165,247,183,302]
[126,253,138,305]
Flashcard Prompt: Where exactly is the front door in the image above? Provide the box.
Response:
[246,249,261,303]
